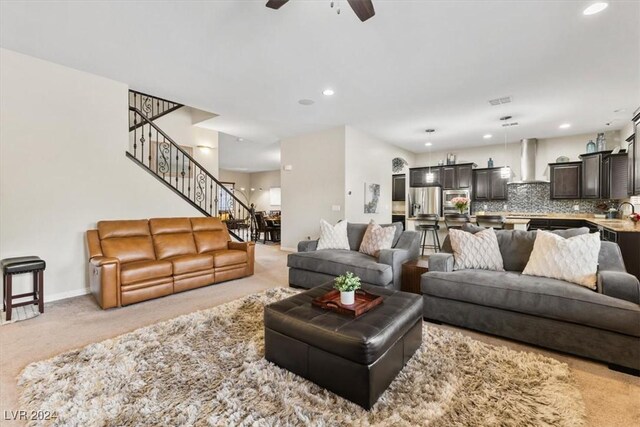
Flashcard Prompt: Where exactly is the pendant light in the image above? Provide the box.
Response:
[500,116,512,179]
[425,129,435,183]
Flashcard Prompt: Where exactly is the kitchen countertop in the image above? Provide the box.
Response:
[407,212,640,233]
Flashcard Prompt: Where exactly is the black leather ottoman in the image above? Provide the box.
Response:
[264,283,423,409]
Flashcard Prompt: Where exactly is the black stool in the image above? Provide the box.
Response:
[415,214,441,255]
[1,256,46,321]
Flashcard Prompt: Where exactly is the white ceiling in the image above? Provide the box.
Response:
[218,133,281,172]
[1,0,639,162]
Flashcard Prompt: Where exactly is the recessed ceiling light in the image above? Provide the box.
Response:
[483,134,492,139]
[298,99,314,106]
[583,2,608,15]
[236,137,244,142]
[322,88,335,96]
[559,123,571,129]
[425,142,433,147]
[613,108,626,113]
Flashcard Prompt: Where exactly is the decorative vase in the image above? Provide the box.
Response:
[586,140,596,153]
[596,133,606,152]
[488,158,494,168]
[340,291,355,305]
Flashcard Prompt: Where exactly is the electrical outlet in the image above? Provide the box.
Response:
[332,205,341,212]
[573,205,580,211]
[503,204,508,211]
[483,204,488,210]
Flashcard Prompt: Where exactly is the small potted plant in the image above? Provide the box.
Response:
[334,272,361,305]
[451,196,470,214]
[629,213,639,223]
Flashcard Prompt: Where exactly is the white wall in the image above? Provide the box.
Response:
[250,170,281,212]
[0,49,205,302]
[415,130,621,181]
[344,126,415,223]
[281,127,346,250]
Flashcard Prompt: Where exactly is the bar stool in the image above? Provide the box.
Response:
[476,215,506,230]
[444,213,471,230]
[1,256,46,321]
[415,213,441,255]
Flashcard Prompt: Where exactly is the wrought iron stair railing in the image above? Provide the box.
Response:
[127,104,254,242]
[128,90,184,132]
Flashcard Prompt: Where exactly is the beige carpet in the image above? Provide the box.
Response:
[18,287,584,426]
[1,244,639,426]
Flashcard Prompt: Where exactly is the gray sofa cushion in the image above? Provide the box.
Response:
[421,269,640,337]
[288,250,393,286]
[441,225,590,272]
[347,222,403,251]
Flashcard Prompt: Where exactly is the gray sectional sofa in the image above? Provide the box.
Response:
[288,222,421,290]
[422,224,640,372]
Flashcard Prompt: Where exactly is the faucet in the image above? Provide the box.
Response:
[618,202,636,216]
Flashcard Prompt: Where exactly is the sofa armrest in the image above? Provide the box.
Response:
[378,248,416,290]
[428,253,454,272]
[89,256,120,309]
[598,270,640,304]
[228,241,256,275]
[298,240,318,252]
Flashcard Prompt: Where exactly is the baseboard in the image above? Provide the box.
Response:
[280,247,296,252]
[47,288,90,303]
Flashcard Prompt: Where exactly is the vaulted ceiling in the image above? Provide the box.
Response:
[1,0,638,162]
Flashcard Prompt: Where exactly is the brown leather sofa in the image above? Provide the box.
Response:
[86,217,255,309]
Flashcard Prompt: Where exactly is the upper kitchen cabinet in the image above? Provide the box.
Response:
[602,153,628,200]
[629,108,640,196]
[550,161,581,199]
[580,152,604,199]
[457,164,473,189]
[409,167,441,187]
[442,166,456,189]
[392,174,406,201]
[473,167,508,201]
[441,163,474,190]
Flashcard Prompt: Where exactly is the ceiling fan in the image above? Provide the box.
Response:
[266,0,375,22]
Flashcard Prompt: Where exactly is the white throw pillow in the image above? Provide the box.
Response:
[522,230,601,289]
[449,228,504,271]
[317,219,350,250]
[359,220,396,256]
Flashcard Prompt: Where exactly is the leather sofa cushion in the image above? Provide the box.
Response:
[264,283,423,364]
[167,254,214,275]
[194,231,229,253]
[153,233,197,259]
[149,217,192,235]
[101,236,156,264]
[98,220,151,239]
[288,250,393,286]
[208,250,247,267]
[120,259,173,285]
[191,217,226,232]
[421,270,640,337]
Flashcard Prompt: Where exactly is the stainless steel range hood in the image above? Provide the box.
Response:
[508,138,550,184]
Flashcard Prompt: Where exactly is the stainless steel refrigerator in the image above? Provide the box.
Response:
[409,187,442,217]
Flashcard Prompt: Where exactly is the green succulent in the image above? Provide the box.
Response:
[334,272,362,292]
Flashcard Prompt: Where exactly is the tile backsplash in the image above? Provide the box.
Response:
[471,182,616,214]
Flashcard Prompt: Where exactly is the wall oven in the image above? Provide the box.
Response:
[443,189,471,215]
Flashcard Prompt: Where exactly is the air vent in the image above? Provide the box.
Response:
[501,122,519,127]
[489,96,512,106]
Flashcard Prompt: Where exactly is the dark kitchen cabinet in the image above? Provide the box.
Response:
[457,164,473,189]
[473,167,508,201]
[580,152,602,199]
[628,138,636,196]
[409,167,441,187]
[392,174,406,201]
[602,153,628,199]
[442,166,456,189]
[550,162,581,199]
[629,108,640,196]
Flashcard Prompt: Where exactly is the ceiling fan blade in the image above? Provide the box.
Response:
[346,0,375,22]
[266,0,290,10]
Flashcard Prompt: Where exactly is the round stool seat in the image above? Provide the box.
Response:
[1,256,46,275]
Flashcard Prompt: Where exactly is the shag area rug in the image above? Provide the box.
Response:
[19,288,585,426]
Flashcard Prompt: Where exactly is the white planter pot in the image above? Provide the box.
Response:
[340,291,355,305]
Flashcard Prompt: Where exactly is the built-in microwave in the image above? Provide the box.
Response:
[443,189,471,215]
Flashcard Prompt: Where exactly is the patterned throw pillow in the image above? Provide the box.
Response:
[317,219,350,250]
[449,228,504,271]
[359,220,396,257]
[522,230,601,289]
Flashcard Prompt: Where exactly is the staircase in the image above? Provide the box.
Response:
[126,90,254,242]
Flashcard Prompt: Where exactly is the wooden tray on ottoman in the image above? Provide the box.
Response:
[312,289,383,318]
